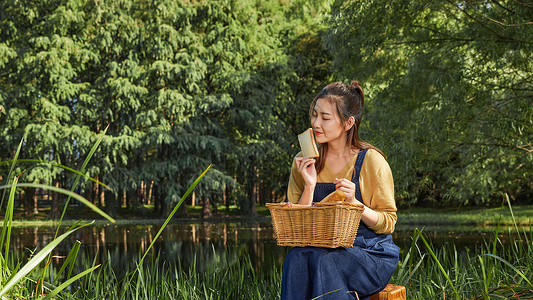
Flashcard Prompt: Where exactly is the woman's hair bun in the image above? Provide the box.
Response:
[349,80,364,105]
[350,81,361,88]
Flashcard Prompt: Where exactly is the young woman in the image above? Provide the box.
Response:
[281,81,400,300]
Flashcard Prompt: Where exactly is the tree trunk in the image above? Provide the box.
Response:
[93,176,100,205]
[250,166,258,215]
[245,179,257,216]
[224,187,230,212]
[259,180,270,205]
[99,182,105,207]
[32,189,38,215]
[87,180,95,204]
[22,190,34,217]
[127,189,138,209]
[122,190,127,208]
[147,181,154,205]
[137,181,145,205]
[48,181,61,219]
[201,196,212,219]
[158,186,170,218]
[105,190,117,217]
[160,201,171,219]
[211,194,218,215]
[153,185,159,214]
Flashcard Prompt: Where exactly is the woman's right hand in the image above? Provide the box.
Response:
[294,157,317,188]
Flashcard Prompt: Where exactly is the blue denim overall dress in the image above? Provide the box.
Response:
[280,149,400,300]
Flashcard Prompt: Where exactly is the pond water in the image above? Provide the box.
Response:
[9,220,526,275]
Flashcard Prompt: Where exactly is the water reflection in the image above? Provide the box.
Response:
[9,222,525,275]
[11,222,290,274]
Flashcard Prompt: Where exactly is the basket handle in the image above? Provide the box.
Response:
[314,201,364,208]
[266,203,311,208]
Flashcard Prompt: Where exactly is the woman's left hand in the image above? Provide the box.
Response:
[333,178,362,205]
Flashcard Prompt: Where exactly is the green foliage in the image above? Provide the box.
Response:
[0,0,332,215]
[326,0,533,206]
[2,0,529,211]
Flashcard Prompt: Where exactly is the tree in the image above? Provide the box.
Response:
[326,0,533,206]
[0,0,335,217]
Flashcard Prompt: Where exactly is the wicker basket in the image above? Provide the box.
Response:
[266,201,365,248]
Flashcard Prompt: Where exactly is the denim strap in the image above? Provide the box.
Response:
[351,149,368,202]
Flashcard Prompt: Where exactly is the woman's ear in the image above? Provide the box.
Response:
[345,116,355,131]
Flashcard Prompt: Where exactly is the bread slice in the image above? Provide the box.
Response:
[320,189,345,203]
[298,128,319,158]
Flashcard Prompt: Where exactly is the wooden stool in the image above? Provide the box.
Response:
[369,284,406,300]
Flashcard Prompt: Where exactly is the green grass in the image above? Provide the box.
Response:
[397,205,533,227]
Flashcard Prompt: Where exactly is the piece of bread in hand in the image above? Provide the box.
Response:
[320,189,346,203]
[298,128,319,158]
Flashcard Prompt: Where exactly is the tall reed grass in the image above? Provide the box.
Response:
[0,132,211,299]
[29,213,529,300]
[19,197,529,300]
[0,133,116,298]
[69,251,282,300]
[392,195,533,300]
[3,211,532,299]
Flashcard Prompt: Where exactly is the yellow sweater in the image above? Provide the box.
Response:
[287,149,397,234]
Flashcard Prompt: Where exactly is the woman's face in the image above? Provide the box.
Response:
[311,98,346,145]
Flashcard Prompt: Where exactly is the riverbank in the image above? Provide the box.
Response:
[5,203,533,229]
